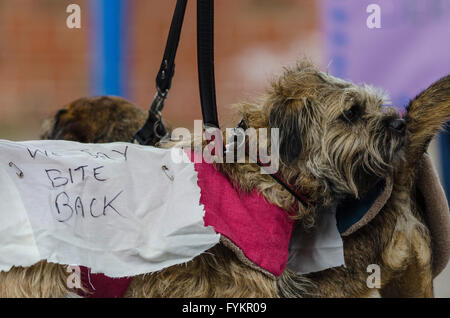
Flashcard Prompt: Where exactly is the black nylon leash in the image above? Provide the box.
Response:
[134,0,310,207]
[132,0,188,146]
[134,0,220,145]
[197,0,220,130]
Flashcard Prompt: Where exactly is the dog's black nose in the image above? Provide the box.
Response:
[389,118,406,134]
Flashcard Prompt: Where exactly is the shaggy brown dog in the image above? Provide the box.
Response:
[0,62,449,297]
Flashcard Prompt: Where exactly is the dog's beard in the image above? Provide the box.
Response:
[312,126,406,199]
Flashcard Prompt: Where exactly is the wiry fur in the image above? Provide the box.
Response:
[125,245,278,298]
[40,96,147,143]
[217,61,405,227]
[0,261,74,298]
[1,63,449,298]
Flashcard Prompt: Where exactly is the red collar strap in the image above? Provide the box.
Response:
[256,159,311,207]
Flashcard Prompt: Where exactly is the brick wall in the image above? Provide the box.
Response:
[0,0,320,139]
[0,0,89,139]
[128,0,321,129]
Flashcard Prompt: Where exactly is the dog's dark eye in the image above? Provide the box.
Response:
[341,103,361,123]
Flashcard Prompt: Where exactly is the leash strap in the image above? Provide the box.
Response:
[197,0,220,130]
[196,1,308,206]
[134,0,310,207]
[133,0,188,145]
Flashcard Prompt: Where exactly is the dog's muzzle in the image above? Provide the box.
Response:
[388,118,406,134]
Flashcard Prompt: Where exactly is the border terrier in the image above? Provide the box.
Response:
[1,61,449,297]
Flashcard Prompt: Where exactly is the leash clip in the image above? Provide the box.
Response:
[224,119,246,155]
[150,88,169,114]
[132,88,170,146]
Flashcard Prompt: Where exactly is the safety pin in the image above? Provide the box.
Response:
[161,165,174,181]
[9,162,24,178]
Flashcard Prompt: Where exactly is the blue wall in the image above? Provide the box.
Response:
[90,0,129,97]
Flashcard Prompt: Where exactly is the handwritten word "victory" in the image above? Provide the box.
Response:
[27,146,129,161]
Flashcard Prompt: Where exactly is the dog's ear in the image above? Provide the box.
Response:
[269,101,303,164]
[405,74,450,158]
[42,108,68,140]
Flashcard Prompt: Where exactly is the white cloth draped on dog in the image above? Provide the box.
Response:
[0,139,345,278]
[0,140,220,277]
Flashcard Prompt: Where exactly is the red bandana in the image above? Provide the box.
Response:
[195,159,295,277]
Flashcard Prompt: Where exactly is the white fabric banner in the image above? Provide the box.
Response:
[0,140,220,277]
[287,205,345,274]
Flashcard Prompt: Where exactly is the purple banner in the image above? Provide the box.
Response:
[321,0,450,109]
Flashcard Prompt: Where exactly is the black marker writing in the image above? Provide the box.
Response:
[27,148,49,159]
[54,191,125,222]
[55,192,74,222]
[74,196,84,217]
[112,146,129,161]
[45,165,110,188]
[103,190,123,216]
[68,168,74,183]
[95,152,111,160]
[46,169,69,188]
[93,166,107,182]
[74,165,88,181]
[90,198,102,218]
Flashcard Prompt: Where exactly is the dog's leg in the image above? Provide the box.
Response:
[380,75,450,298]
[378,184,434,298]
[380,256,434,298]
[0,261,72,298]
[380,227,434,298]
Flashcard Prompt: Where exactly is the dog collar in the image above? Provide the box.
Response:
[336,177,393,236]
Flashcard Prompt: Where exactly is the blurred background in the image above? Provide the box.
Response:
[0,0,448,296]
